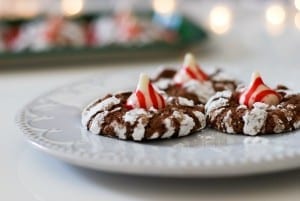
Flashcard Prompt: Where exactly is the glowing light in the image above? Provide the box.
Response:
[209,5,232,35]
[12,0,40,18]
[295,12,300,30]
[265,4,286,25]
[61,0,83,16]
[0,0,8,17]
[295,0,300,11]
[152,0,176,15]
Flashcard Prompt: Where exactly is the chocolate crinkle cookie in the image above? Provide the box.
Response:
[81,92,206,141]
[153,68,238,104]
[152,53,239,104]
[205,88,300,135]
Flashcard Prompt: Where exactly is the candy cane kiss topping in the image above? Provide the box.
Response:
[239,72,282,107]
[126,74,166,110]
[173,53,209,84]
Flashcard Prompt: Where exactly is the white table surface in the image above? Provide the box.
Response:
[1,4,300,201]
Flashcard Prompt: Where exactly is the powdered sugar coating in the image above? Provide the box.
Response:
[111,121,127,139]
[242,104,268,135]
[193,111,206,131]
[161,118,175,139]
[294,121,300,129]
[208,108,225,122]
[123,108,148,125]
[205,91,232,114]
[173,111,195,136]
[123,108,153,140]
[82,96,120,126]
[131,118,147,141]
[150,132,159,139]
[178,97,194,106]
[184,80,215,103]
[224,110,234,133]
[272,115,285,133]
[89,111,109,134]
[154,78,172,90]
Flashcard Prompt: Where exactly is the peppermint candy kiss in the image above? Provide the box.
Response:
[45,17,63,42]
[239,72,282,107]
[126,74,166,109]
[173,53,208,84]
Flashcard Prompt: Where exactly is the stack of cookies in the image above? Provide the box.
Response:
[82,53,300,141]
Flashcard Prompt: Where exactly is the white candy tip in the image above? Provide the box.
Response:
[183,53,197,67]
[251,71,261,80]
[127,73,166,109]
[139,73,148,79]
[137,73,150,91]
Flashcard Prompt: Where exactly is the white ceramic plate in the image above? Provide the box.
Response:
[16,73,300,177]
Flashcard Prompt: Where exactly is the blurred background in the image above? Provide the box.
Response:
[1,3,300,200]
[0,0,300,68]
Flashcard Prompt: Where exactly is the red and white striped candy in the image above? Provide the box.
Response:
[45,17,64,43]
[173,53,208,84]
[239,72,281,107]
[126,74,166,109]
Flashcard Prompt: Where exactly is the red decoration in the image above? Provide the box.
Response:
[126,74,166,109]
[174,53,208,84]
[239,72,281,107]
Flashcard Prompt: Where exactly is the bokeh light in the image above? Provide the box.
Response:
[14,0,40,18]
[295,12,300,30]
[152,0,176,15]
[209,5,232,35]
[265,4,286,25]
[61,0,84,16]
[295,0,300,11]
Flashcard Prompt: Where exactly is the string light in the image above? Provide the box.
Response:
[265,4,286,36]
[11,0,40,18]
[61,0,83,16]
[152,0,176,15]
[295,12,300,30]
[0,0,7,17]
[265,4,286,25]
[209,5,232,35]
[295,0,300,11]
